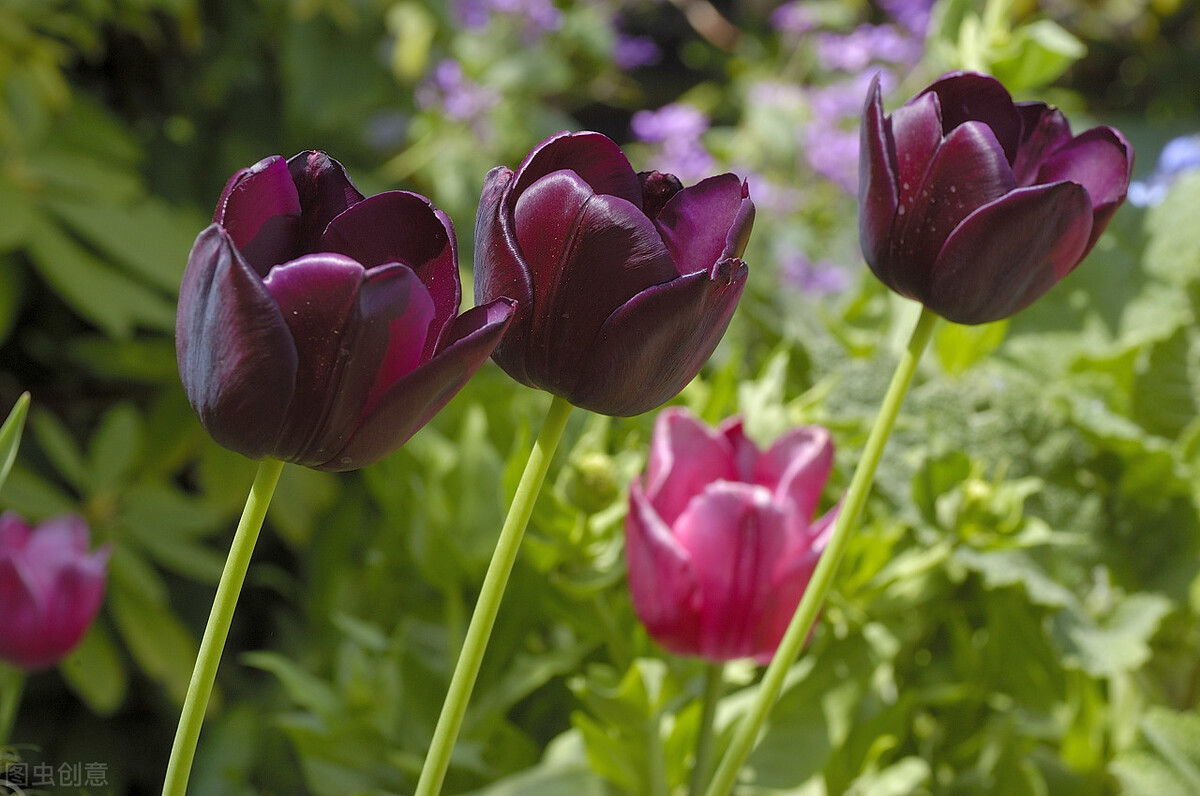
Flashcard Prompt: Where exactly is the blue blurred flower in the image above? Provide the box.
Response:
[780,252,850,296]
[416,60,499,133]
[614,33,661,69]
[1128,134,1200,207]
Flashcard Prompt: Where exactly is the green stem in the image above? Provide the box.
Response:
[0,663,24,747]
[647,712,670,796]
[414,395,574,796]
[689,662,726,796]
[703,306,938,796]
[162,458,285,796]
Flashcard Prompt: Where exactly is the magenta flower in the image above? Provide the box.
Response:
[0,513,109,671]
[625,409,837,663]
[859,72,1133,324]
[474,131,754,416]
[177,152,514,471]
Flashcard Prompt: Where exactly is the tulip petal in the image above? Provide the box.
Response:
[754,506,835,664]
[350,261,439,422]
[262,253,366,463]
[513,130,644,209]
[287,151,366,254]
[717,417,759,482]
[0,555,44,668]
[754,426,833,522]
[474,167,534,383]
[673,481,789,661]
[644,408,739,526]
[321,297,515,470]
[888,92,944,222]
[176,226,297,459]
[1011,104,1074,186]
[921,71,1024,162]
[1036,126,1133,252]
[859,75,901,273]
[928,182,1093,323]
[891,120,1017,299]
[215,156,302,276]
[322,191,460,358]
[626,482,702,656]
[571,258,747,416]
[513,170,677,395]
[655,173,754,276]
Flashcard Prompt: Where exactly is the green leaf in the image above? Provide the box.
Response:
[912,449,970,524]
[25,217,176,338]
[87,402,143,492]
[934,320,1008,376]
[267,464,338,548]
[1112,707,1200,796]
[109,584,200,705]
[0,256,26,348]
[1050,593,1172,677]
[0,392,30,492]
[43,194,201,293]
[30,407,89,491]
[991,20,1086,92]
[1131,325,1200,439]
[954,547,1076,608]
[242,651,342,716]
[59,621,128,714]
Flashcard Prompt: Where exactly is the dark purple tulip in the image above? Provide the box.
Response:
[474,131,754,416]
[0,513,109,671]
[859,71,1133,324]
[626,409,836,663]
[177,152,514,471]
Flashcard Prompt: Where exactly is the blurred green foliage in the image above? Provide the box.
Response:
[1,0,1199,794]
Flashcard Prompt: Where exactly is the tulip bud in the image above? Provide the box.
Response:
[625,409,837,663]
[474,131,754,416]
[858,71,1133,324]
[0,513,109,671]
[176,152,514,471]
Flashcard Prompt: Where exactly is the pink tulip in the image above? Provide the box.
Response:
[0,513,109,670]
[625,409,837,663]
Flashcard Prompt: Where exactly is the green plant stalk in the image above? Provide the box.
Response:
[0,663,24,747]
[647,711,671,796]
[415,394,574,796]
[704,306,938,796]
[689,662,726,796]
[162,458,285,796]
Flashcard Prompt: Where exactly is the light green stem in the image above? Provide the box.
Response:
[162,458,285,796]
[703,306,938,796]
[689,662,726,796]
[415,395,574,796]
[0,663,24,747]
[647,712,670,796]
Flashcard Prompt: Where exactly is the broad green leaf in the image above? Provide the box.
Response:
[267,463,338,548]
[59,621,128,714]
[0,465,76,517]
[1131,325,1200,439]
[30,407,89,491]
[25,217,176,338]
[87,402,143,492]
[912,450,970,524]
[1143,172,1200,285]
[991,20,1086,92]
[0,392,30,492]
[242,651,342,716]
[954,547,1076,608]
[934,320,1008,376]
[109,584,200,705]
[43,194,202,293]
[1050,593,1172,678]
[1112,707,1200,796]
[0,256,26,348]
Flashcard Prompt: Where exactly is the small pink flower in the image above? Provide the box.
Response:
[625,409,837,663]
[0,513,109,670]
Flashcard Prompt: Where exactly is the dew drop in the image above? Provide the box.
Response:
[897,205,906,216]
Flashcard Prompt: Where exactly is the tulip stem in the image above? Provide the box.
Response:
[162,458,285,796]
[0,663,24,748]
[703,306,938,796]
[415,395,574,796]
[689,662,726,796]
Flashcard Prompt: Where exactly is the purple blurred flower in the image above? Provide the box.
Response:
[614,33,661,69]
[816,24,922,72]
[626,408,837,663]
[177,152,514,470]
[0,513,109,671]
[859,72,1134,324]
[878,0,936,37]
[453,0,562,40]
[416,60,499,126]
[1128,134,1200,207]
[781,253,851,296]
[631,104,717,183]
[770,1,820,36]
[474,131,754,416]
[804,123,860,193]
